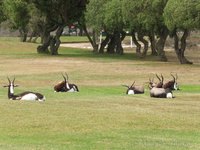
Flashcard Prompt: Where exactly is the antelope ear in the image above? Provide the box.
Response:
[3,85,8,88]
[14,85,19,87]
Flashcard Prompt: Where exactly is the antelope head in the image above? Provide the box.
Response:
[170,73,179,90]
[155,74,164,88]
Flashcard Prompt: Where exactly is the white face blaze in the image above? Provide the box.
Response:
[66,81,70,89]
[10,83,14,94]
[174,82,179,90]
[166,93,173,98]
[128,90,135,95]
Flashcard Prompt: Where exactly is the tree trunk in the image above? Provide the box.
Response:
[49,25,65,55]
[99,33,111,53]
[19,28,28,42]
[27,31,36,42]
[173,29,193,64]
[116,31,126,55]
[92,30,99,53]
[156,26,168,61]
[131,31,141,54]
[116,33,123,55]
[137,32,148,58]
[83,25,98,52]
[107,34,117,54]
[148,31,157,56]
[32,34,39,43]
[37,23,58,54]
[37,30,51,53]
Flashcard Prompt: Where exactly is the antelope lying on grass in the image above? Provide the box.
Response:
[54,73,79,92]
[122,81,144,94]
[3,77,46,101]
[147,74,164,90]
[150,87,173,98]
[163,74,179,90]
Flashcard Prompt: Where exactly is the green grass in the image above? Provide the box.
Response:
[0,38,200,150]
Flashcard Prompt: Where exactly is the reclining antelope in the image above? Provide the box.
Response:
[163,74,179,90]
[122,81,144,94]
[150,87,173,98]
[3,77,46,101]
[147,74,174,98]
[54,73,79,92]
[147,74,164,90]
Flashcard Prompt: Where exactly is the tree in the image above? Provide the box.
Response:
[85,0,111,53]
[32,0,88,55]
[123,0,169,60]
[3,0,31,42]
[164,0,200,64]
[0,0,6,24]
[122,0,149,57]
[104,0,125,54]
[86,0,126,54]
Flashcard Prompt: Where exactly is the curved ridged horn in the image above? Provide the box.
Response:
[156,74,161,82]
[176,73,178,80]
[65,73,69,80]
[12,78,16,84]
[131,81,135,87]
[161,74,164,82]
[170,74,176,81]
[61,73,66,81]
[122,85,129,88]
[7,77,11,84]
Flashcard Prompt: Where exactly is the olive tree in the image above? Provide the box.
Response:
[3,0,31,42]
[123,0,169,60]
[85,0,109,53]
[164,0,200,64]
[32,0,88,54]
[104,0,125,54]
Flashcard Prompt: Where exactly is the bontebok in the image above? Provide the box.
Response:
[3,77,46,101]
[150,87,173,98]
[54,73,79,92]
[122,81,144,94]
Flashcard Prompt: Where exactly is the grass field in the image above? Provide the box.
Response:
[0,37,200,150]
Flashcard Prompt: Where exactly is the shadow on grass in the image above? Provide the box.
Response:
[56,47,160,63]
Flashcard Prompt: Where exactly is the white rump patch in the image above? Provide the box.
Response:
[20,93,38,101]
[128,90,135,95]
[67,88,77,92]
[166,93,173,98]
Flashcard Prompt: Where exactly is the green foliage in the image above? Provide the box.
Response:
[122,0,168,32]
[85,0,109,32]
[0,0,6,23]
[164,0,200,31]
[104,0,124,33]
[3,0,30,30]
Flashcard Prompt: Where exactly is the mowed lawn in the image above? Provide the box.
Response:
[0,38,199,150]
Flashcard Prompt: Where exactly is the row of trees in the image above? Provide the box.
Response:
[0,0,199,64]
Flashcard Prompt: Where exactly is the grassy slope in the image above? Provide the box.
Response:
[0,38,199,150]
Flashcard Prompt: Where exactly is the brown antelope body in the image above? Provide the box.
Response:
[54,74,79,92]
[150,87,173,98]
[123,81,144,94]
[163,74,179,90]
